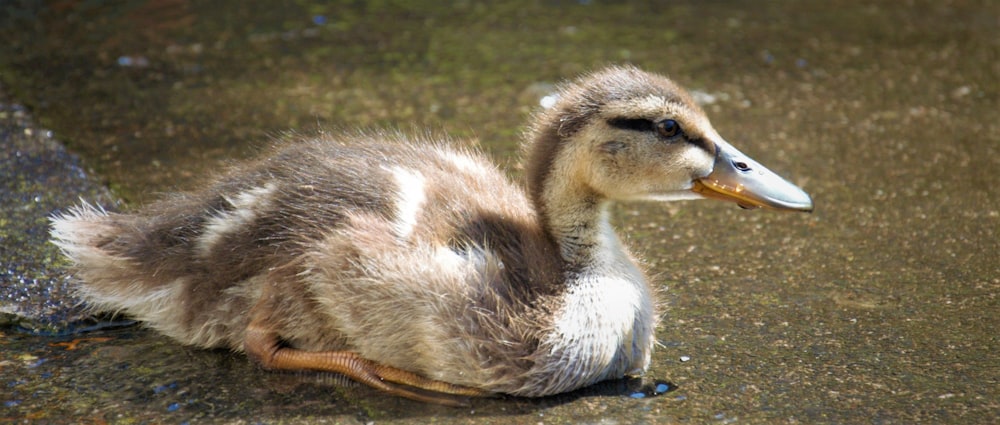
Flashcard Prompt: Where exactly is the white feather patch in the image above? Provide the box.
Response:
[387,166,427,240]
[197,183,277,257]
[437,148,490,176]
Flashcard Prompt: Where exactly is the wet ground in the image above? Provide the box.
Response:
[1,0,997,423]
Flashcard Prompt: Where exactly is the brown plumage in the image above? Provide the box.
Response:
[50,65,812,405]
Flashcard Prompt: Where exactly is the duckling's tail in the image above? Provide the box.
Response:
[50,202,240,347]
[49,202,176,320]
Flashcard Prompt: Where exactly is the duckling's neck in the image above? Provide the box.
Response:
[538,180,630,272]
[523,127,638,272]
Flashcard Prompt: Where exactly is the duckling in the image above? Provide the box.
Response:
[50,65,812,405]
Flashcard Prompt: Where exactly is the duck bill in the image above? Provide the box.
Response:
[692,139,814,212]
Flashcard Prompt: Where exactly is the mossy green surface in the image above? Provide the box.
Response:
[0,94,119,333]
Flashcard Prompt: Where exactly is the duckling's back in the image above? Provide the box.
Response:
[50,133,565,377]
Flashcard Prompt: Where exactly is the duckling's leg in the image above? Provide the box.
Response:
[244,320,490,406]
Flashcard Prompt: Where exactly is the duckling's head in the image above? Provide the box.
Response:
[525,65,813,213]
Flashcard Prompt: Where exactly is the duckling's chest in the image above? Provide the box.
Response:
[528,259,656,395]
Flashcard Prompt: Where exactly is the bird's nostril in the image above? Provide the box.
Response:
[733,160,751,171]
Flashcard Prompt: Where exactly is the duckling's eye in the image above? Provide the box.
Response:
[656,119,682,139]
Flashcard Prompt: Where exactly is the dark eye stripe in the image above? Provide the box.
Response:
[608,117,713,153]
[687,137,714,153]
[607,118,653,132]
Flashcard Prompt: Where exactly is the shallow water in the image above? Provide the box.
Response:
[1,0,997,423]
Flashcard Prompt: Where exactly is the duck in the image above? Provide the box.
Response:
[49,65,813,406]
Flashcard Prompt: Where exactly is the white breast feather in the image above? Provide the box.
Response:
[528,217,653,395]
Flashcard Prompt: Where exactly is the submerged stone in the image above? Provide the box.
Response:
[0,85,120,334]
